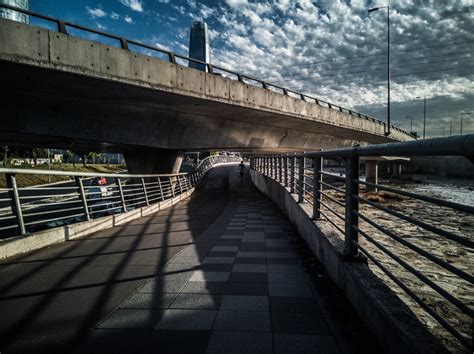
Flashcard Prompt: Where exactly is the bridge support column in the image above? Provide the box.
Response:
[365,160,378,192]
[392,162,402,177]
[124,149,184,175]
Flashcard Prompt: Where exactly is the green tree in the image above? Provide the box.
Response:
[63,150,73,163]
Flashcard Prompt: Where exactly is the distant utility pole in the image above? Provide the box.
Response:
[460,112,472,135]
[416,96,427,139]
[368,5,390,136]
[450,121,452,136]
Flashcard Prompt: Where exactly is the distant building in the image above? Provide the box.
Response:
[188,21,210,72]
[0,0,29,24]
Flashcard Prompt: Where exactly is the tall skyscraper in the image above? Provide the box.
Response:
[188,21,210,72]
[0,0,29,24]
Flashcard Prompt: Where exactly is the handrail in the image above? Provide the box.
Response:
[0,154,241,239]
[250,137,474,351]
[0,3,413,138]
[254,135,474,159]
[0,167,187,178]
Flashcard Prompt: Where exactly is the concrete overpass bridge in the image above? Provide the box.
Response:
[0,8,413,174]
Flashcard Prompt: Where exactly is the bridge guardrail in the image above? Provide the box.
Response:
[0,3,412,138]
[0,155,240,238]
[250,134,473,351]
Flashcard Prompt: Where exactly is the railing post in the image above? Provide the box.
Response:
[298,156,304,203]
[120,38,129,50]
[312,157,322,219]
[284,155,288,187]
[290,156,295,193]
[57,21,68,34]
[141,178,149,206]
[75,176,90,221]
[278,156,282,182]
[158,177,164,201]
[269,157,272,178]
[177,176,183,194]
[169,176,175,197]
[6,174,26,235]
[116,177,127,212]
[344,156,360,258]
[274,156,277,180]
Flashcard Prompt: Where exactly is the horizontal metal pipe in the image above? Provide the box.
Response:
[89,206,121,214]
[356,195,474,248]
[19,193,79,200]
[21,199,82,208]
[255,135,473,159]
[355,211,473,283]
[319,209,345,235]
[356,180,474,213]
[24,212,85,226]
[19,186,79,191]
[320,171,346,180]
[0,168,187,179]
[320,181,345,194]
[319,200,345,221]
[0,224,18,231]
[354,242,471,350]
[355,225,472,316]
[320,191,345,207]
[23,205,84,218]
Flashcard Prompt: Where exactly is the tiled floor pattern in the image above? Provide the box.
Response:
[79,191,343,354]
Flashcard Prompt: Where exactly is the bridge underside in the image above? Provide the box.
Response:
[2,60,385,154]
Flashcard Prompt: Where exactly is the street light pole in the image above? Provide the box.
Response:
[405,116,413,132]
[460,112,472,135]
[368,5,390,136]
[416,96,426,139]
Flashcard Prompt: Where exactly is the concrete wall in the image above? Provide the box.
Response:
[250,170,448,354]
[0,18,413,153]
[0,188,193,261]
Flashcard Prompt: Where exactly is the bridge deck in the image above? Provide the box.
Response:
[0,165,374,354]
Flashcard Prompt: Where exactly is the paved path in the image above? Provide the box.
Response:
[0,165,359,354]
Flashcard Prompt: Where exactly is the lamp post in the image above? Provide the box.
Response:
[416,96,426,139]
[460,112,472,135]
[368,5,390,136]
[405,115,413,133]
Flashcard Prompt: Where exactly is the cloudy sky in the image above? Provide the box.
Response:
[30,0,473,137]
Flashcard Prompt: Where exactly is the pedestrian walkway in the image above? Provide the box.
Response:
[77,166,345,354]
[0,165,359,354]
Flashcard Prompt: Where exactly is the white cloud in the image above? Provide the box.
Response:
[124,15,134,23]
[119,0,144,12]
[199,5,215,19]
[86,7,107,19]
[197,0,473,136]
[110,12,120,20]
[225,0,248,9]
[96,22,107,30]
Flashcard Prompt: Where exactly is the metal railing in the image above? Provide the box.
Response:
[250,134,473,351]
[0,154,240,238]
[0,3,412,138]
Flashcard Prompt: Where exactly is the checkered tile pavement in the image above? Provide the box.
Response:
[78,170,342,354]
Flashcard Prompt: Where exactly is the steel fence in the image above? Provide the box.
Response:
[0,3,412,138]
[0,155,240,238]
[250,135,473,351]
